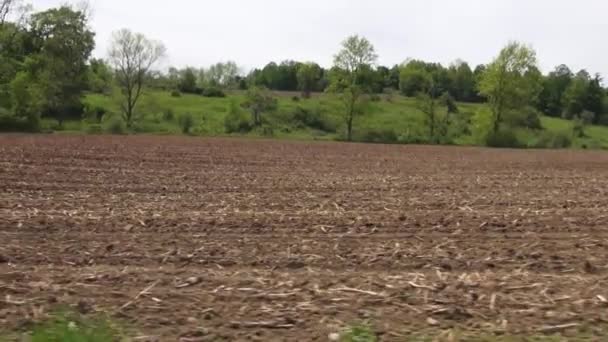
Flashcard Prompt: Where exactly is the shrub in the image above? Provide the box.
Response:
[532,131,572,149]
[0,112,41,132]
[202,87,226,98]
[341,324,377,342]
[369,94,382,102]
[29,311,121,342]
[178,112,195,134]
[292,96,300,102]
[162,108,175,121]
[171,90,181,97]
[224,100,253,133]
[507,107,542,130]
[356,128,398,144]
[485,128,522,148]
[258,124,274,137]
[84,124,103,134]
[291,106,336,132]
[103,117,127,135]
[84,105,107,123]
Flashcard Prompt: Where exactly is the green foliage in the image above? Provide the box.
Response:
[10,71,42,120]
[297,62,322,98]
[27,312,121,342]
[479,41,542,133]
[532,130,572,148]
[178,112,194,134]
[162,108,175,121]
[83,104,107,123]
[506,106,542,130]
[87,59,113,94]
[103,115,127,135]
[0,112,41,132]
[171,90,182,98]
[178,67,198,94]
[485,128,522,148]
[356,128,398,144]
[26,5,95,124]
[340,324,377,342]
[290,105,336,132]
[202,87,226,98]
[84,124,103,134]
[224,99,253,133]
[242,86,277,126]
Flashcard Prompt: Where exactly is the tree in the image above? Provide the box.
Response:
[447,60,475,102]
[0,0,16,25]
[296,62,321,98]
[25,5,95,124]
[479,42,541,133]
[241,86,277,126]
[108,28,166,127]
[330,35,378,141]
[87,58,113,94]
[538,64,572,117]
[178,67,197,93]
[204,61,240,88]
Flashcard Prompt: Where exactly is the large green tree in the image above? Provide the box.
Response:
[330,35,378,141]
[296,62,322,98]
[538,64,573,117]
[21,5,95,124]
[479,42,542,133]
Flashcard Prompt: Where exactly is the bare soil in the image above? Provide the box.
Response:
[1,135,608,341]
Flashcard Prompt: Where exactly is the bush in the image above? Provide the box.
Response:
[84,124,103,134]
[258,124,274,137]
[291,106,336,132]
[0,112,41,132]
[162,108,174,122]
[507,107,542,130]
[171,90,181,97]
[29,311,121,342]
[531,131,572,149]
[485,129,522,148]
[103,117,127,135]
[84,105,107,123]
[178,112,195,134]
[356,128,398,144]
[224,100,253,133]
[369,94,382,102]
[202,87,226,98]
[291,96,300,102]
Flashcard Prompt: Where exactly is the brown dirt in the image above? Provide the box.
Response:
[1,135,608,341]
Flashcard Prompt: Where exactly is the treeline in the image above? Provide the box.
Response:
[1,0,608,147]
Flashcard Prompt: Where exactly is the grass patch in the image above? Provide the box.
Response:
[1,310,126,342]
[340,323,377,342]
[82,90,608,148]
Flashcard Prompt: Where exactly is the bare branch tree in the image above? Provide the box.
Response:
[108,28,166,126]
[1,0,15,25]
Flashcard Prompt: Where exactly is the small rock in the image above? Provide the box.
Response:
[0,254,8,263]
[68,321,78,331]
[585,260,598,274]
[187,317,198,324]
[328,332,340,341]
[426,317,440,326]
[77,300,93,314]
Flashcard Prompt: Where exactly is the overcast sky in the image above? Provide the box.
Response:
[33,0,607,77]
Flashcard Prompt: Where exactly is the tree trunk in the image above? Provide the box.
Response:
[347,116,353,142]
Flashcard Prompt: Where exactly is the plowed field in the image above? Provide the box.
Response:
[1,135,608,341]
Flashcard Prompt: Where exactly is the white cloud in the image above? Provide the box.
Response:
[32,0,608,77]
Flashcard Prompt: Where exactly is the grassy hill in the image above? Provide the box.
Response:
[45,90,608,149]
